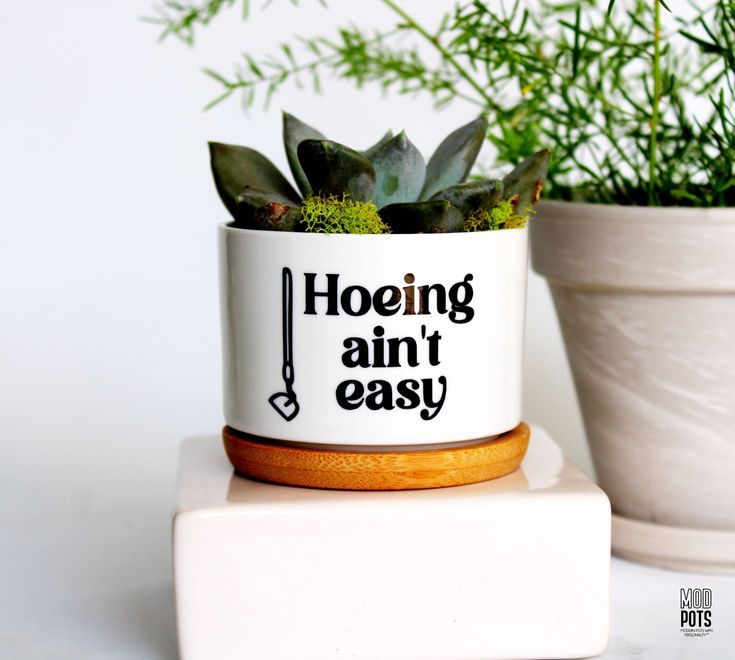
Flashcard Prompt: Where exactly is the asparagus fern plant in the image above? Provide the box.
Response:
[212,113,549,233]
[152,0,735,208]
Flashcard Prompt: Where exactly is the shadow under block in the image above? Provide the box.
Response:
[173,427,611,660]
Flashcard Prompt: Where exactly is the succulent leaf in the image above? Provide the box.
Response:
[282,111,325,197]
[502,149,551,213]
[209,142,300,219]
[379,200,464,234]
[420,117,487,200]
[232,186,296,226]
[370,131,426,208]
[431,178,503,216]
[362,130,394,160]
[254,203,302,232]
[297,139,376,202]
[210,114,549,234]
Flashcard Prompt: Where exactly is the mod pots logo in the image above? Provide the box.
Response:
[680,588,712,637]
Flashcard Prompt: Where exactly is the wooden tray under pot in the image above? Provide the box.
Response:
[223,422,530,491]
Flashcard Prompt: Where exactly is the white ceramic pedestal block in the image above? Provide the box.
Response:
[173,427,611,660]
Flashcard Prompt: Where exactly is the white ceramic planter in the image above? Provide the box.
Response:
[220,226,528,448]
[531,201,735,573]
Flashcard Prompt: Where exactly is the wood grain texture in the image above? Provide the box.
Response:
[223,423,530,490]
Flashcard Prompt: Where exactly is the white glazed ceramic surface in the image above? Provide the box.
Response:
[220,226,528,446]
[531,202,735,536]
[173,428,611,660]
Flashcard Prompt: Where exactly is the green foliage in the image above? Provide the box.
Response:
[209,112,547,232]
[297,139,377,202]
[254,202,303,231]
[145,0,243,45]
[154,0,735,208]
[362,130,395,160]
[431,178,503,215]
[371,131,426,207]
[235,186,295,220]
[379,199,464,233]
[420,117,487,199]
[208,141,300,221]
[283,111,325,197]
[502,149,551,213]
[463,199,523,232]
[301,195,389,234]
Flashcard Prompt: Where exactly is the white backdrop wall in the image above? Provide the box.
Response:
[0,2,589,654]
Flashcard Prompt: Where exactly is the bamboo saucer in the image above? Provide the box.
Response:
[223,422,530,491]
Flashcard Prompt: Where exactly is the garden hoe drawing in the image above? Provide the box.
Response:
[269,267,300,421]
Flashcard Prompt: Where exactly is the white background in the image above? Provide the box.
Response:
[0,1,595,657]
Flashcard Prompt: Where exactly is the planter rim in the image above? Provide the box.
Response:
[538,199,735,223]
[219,222,528,240]
[531,201,735,292]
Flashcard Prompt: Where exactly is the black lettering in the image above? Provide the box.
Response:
[387,336,419,367]
[448,274,474,324]
[420,376,447,421]
[373,286,402,316]
[336,380,364,410]
[426,328,442,366]
[403,273,415,315]
[304,273,339,315]
[341,285,371,316]
[395,379,421,409]
[418,283,447,315]
[341,337,370,368]
[365,380,394,411]
[372,326,386,368]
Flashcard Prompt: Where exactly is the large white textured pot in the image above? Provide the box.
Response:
[531,201,735,573]
[220,225,528,448]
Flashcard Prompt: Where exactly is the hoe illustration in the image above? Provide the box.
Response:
[269,267,300,421]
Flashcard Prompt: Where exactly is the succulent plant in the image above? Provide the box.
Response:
[209,112,550,234]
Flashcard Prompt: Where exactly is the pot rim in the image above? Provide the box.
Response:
[531,201,735,292]
[537,199,735,223]
[218,222,528,240]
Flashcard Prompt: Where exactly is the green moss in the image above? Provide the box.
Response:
[301,194,390,234]
[462,199,526,231]
[462,209,490,232]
